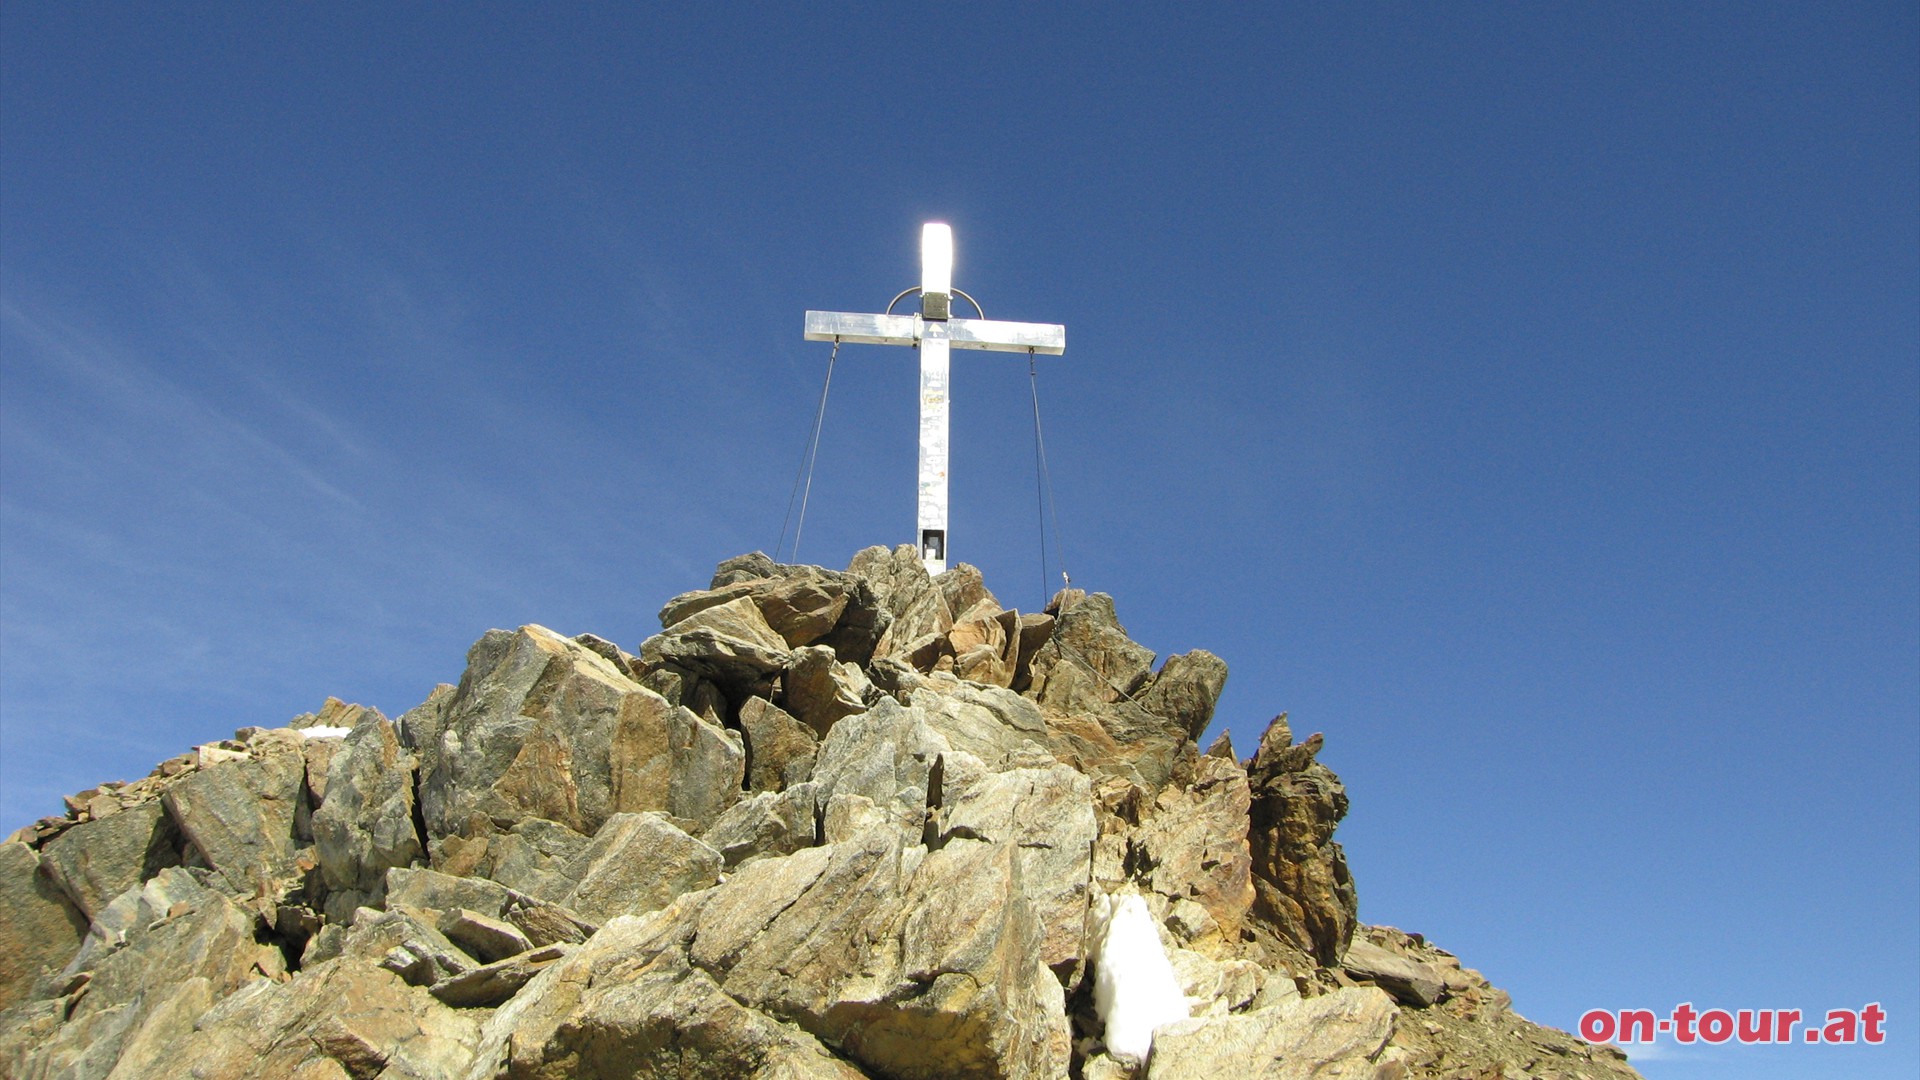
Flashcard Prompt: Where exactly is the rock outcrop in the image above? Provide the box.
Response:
[0,547,1644,1080]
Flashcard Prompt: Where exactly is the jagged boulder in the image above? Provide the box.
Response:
[419,624,743,841]
[465,912,867,1079]
[8,868,268,1078]
[781,644,873,736]
[1246,714,1358,966]
[1122,753,1256,953]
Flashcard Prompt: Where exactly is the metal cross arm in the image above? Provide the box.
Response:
[802,311,1066,355]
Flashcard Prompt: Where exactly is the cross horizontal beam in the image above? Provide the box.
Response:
[804,310,1066,355]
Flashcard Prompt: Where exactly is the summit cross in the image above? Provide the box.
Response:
[804,223,1066,575]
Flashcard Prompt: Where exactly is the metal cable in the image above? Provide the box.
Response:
[1029,349,1069,606]
[776,338,838,563]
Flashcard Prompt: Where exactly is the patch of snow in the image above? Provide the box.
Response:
[296,725,352,740]
[1089,886,1191,1063]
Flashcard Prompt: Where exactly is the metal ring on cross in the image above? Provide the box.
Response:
[885,287,984,319]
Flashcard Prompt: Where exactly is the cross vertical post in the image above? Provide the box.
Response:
[804,223,1066,575]
[917,224,953,572]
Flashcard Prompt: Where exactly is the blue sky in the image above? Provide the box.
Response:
[2,4,1914,1076]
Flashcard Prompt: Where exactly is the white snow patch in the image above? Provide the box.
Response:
[295,725,352,740]
[1089,886,1191,1063]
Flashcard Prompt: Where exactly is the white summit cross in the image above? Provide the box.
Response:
[804,223,1066,574]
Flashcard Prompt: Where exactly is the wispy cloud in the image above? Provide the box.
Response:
[1,296,364,511]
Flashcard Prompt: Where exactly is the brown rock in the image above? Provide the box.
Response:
[756,573,851,646]
[1246,714,1358,966]
[1138,649,1229,741]
[1127,753,1256,952]
[646,595,792,689]
[782,644,872,737]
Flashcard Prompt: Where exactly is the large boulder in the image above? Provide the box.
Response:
[643,596,792,693]
[1137,649,1229,742]
[781,645,872,737]
[10,868,268,1079]
[421,624,742,840]
[934,761,1096,974]
[433,816,591,901]
[465,909,867,1080]
[160,734,307,895]
[556,811,723,925]
[0,841,87,1008]
[738,697,819,792]
[698,829,1072,1079]
[311,708,421,906]
[37,797,181,919]
[1145,986,1397,1080]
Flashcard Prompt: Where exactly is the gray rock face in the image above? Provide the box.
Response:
[935,763,1096,973]
[16,869,267,1078]
[38,798,181,919]
[0,549,1644,1080]
[145,956,482,1080]
[434,816,591,900]
[466,914,868,1080]
[0,842,87,1008]
[701,784,820,867]
[698,830,1072,1080]
[312,709,421,900]
[160,738,307,895]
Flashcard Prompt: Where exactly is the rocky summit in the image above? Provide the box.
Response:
[0,546,1644,1080]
